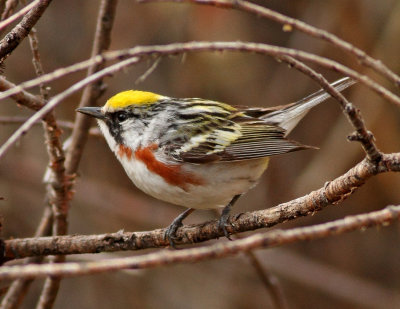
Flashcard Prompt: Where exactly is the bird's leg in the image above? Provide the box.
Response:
[219,194,242,239]
[165,208,195,248]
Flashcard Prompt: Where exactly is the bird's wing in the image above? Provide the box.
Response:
[165,109,313,163]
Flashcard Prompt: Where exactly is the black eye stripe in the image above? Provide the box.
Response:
[105,111,139,122]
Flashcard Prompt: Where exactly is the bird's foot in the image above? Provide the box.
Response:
[164,208,194,248]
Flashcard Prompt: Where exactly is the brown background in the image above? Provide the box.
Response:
[1,0,400,308]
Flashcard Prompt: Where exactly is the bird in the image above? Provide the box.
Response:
[77,77,355,247]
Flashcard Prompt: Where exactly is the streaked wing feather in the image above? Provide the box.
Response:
[172,122,314,163]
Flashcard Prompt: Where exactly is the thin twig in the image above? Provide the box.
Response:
[0,0,20,37]
[278,55,381,162]
[0,56,139,159]
[140,0,400,87]
[0,116,101,136]
[0,42,398,107]
[0,77,43,110]
[1,0,19,20]
[0,9,68,308]
[36,1,118,308]
[0,207,52,309]
[29,18,65,309]
[245,251,288,309]
[0,0,40,32]
[135,57,161,84]
[213,207,288,309]
[0,0,52,60]
[64,0,118,176]
[3,153,400,259]
[0,205,399,281]
[2,41,398,160]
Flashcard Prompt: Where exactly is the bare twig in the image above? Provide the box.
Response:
[27,28,49,101]
[140,0,400,87]
[0,207,52,309]
[0,74,68,242]
[0,56,139,159]
[0,1,7,20]
[0,11,67,308]
[0,0,20,37]
[245,251,288,309]
[3,153,400,259]
[0,77,43,110]
[279,55,381,162]
[0,0,40,32]
[135,57,161,84]
[213,207,288,309]
[0,0,52,60]
[0,205,399,281]
[1,0,19,21]
[0,116,101,136]
[0,42,398,107]
[36,1,118,308]
[29,21,65,309]
[64,0,118,175]
[2,41,398,160]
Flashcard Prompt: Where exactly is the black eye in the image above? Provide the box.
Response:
[116,112,128,122]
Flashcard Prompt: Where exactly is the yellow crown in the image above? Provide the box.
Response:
[105,90,163,109]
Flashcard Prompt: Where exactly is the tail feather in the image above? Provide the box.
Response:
[262,77,356,135]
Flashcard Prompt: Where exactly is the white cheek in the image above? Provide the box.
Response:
[97,120,117,151]
[121,125,141,149]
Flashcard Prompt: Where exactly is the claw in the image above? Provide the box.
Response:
[218,194,242,240]
[164,221,181,248]
[164,208,194,249]
[218,215,232,240]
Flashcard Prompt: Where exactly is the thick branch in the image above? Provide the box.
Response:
[4,153,400,260]
[0,205,399,281]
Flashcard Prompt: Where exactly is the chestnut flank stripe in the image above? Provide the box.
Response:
[134,144,204,191]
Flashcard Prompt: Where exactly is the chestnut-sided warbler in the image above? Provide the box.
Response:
[77,77,354,246]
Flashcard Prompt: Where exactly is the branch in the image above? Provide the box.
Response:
[0,205,399,281]
[0,77,43,111]
[277,55,381,162]
[0,207,53,309]
[0,42,398,107]
[0,0,40,32]
[36,1,118,308]
[141,0,400,87]
[0,116,101,136]
[0,56,139,159]
[64,0,118,175]
[0,0,52,60]
[2,41,398,160]
[240,241,288,309]
[4,153,400,260]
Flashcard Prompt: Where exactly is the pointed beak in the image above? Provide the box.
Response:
[76,107,106,120]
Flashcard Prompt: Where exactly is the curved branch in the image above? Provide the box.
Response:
[0,56,139,159]
[3,153,400,260]
[0,205,399,281]
[1,41,396,160]
[141,0,400,87]
[0,42,399,107]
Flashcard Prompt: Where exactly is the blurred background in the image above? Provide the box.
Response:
[1,0,400,308]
